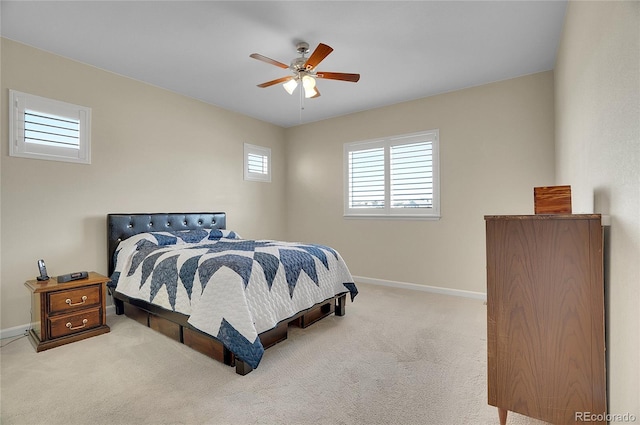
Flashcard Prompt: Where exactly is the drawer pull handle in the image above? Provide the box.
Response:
[65,296,88,306]
[66,319,88,330]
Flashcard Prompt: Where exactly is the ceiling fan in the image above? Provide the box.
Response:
[250,42,360,99]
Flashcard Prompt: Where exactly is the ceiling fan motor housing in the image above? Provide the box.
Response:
[291,57,307,72]
[296,42,310,55]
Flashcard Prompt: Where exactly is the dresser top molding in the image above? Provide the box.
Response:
[484,214,609,225]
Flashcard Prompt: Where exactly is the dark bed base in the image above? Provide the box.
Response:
[113,292,346,375]
[107,212,348,375]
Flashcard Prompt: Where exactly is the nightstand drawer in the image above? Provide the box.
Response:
[49,307,102,339]
[48,285,101,314]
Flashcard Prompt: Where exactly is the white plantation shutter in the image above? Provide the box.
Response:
[344,130,439,218]
[10,90,91,164]
[390,141,433,208]
[244,143,271,182]
[247,152,268,175]
[25,110,80,149]
[348,146,385,208]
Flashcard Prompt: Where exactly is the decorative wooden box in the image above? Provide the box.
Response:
[534,185,572,214]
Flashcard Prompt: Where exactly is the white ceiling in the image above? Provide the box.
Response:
[1,1,567,128]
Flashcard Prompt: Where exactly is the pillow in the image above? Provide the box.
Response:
[208,229,241,240]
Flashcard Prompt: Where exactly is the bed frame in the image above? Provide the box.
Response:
[107,212,347,375]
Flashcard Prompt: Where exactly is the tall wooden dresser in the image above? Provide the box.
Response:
[485,214,606,425]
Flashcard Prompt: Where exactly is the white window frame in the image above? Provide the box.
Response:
[244,143,271,182]
[9,90,91,164]
[344,130,440,219]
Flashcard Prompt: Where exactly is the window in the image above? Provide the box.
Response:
[9,90,91,164]
[344,130,440,218]
[244,143,271,182]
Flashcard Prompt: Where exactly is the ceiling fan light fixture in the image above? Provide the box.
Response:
[283,78,298,95]
[304,86,318,98]
[302,74,316,90]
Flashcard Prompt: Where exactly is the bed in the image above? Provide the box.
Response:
[107,212,357,375]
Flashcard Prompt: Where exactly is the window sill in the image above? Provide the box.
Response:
[343,214,441,221]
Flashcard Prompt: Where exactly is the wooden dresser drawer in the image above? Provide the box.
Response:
[48,285,101,314]
[49,307,103,339]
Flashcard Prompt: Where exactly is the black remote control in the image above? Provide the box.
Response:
[57,271,89,283]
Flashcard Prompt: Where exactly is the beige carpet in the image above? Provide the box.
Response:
[0,283,547,425]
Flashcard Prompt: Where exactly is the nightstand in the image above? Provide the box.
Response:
[24,271,110,352]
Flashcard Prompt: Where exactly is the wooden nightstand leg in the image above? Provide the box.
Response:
[498,408,508,425]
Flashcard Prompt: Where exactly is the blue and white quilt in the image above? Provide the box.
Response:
[109,229,357,369]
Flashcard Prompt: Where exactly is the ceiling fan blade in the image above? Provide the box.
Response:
[310,88,321,98]
[250,53,289,69]
[304,43,333,70]
[316,72,360,83]
[257,76,293,88]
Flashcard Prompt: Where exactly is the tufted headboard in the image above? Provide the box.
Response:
[107,212,226,275]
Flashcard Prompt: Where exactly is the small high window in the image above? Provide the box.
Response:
[9,90,91,164]
[244,143,271,182]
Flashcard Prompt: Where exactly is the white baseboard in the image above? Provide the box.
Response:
[0,324,30,340]
[353,275,487,301]
[1,304,118,341]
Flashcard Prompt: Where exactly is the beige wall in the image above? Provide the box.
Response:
[555,0,640,417]
[284,72,556,294]
[1,38,287,330]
